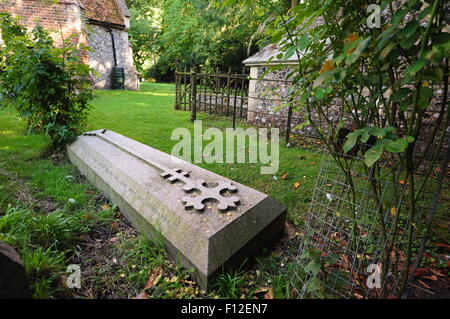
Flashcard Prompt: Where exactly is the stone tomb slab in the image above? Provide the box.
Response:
[67,130,286,289]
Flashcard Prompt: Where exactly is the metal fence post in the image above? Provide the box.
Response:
[232,72,239,129]
[190,67,198,122]
[286,104,293,146]
[183,66,188,110]
[240,67,247,118]
[174,70,180,110]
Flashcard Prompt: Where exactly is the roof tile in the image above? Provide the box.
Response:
[80,0,124,26]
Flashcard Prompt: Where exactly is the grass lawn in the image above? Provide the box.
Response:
[0,82,321,298]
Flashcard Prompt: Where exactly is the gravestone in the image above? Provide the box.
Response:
[0,241,32,299]
[67,130,286,289]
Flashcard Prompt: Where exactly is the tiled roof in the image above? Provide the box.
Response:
[80,0,124,26]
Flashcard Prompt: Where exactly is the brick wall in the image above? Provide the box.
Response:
[0,0,84,46]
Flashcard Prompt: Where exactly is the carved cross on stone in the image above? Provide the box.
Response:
[96,131,240,212]
[161,169,240,211]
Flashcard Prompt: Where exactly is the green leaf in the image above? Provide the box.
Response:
[432,32,450,45]
[346,37,371,65]
[283,46,296,60]
[343,131,360,153]
[421,66,444,82]
[313,71,333,88]
[364,145,384,167]
[391,88,411,102]
[404,59,428,80]
[385,139,408,153]
[400,34,418,49]
[377,27,398,51]
[391,9,408,25]
[305,261,321,276]
[399,20,419,38]
[418,86,433,109]
[380,42,396,59]
[360,129,370,143]
[306,277,321,292]
[368,126,386,137]
[418,5,433,20]
[297,37,311,51]
[335,52,346,65]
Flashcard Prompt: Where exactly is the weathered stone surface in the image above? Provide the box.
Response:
[0,241,32,299]
[67,130,286,289]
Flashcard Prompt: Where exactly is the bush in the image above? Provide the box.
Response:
[0,13,93,150]
[145,56,176,83]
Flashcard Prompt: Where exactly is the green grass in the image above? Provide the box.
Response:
[0,82,320,298]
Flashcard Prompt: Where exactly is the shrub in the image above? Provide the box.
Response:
[0,13,93,150]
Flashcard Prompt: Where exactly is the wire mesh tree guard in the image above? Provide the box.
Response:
[291,134,449,299]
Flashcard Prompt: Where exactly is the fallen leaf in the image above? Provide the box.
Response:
[354,292,364,299]
[417,280,431,289]
[144,266,163,291]
[134,292,149,299]
[253,287,269,295]
[429,268,446,277]
[181,279,196,286]
[293,182,301,189]
[415,268,429,276]
[390,207,397,217]
[281,173,289,180]
[399,180,405,185]
[423,275,438,281]
[339,254,351,268]
[264,287,274,299]
[101,204,110,211]
[167,276,179,283]
[111,222,120,229]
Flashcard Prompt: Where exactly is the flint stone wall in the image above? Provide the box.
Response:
[86,25,139,90]
[248,66,350,138]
